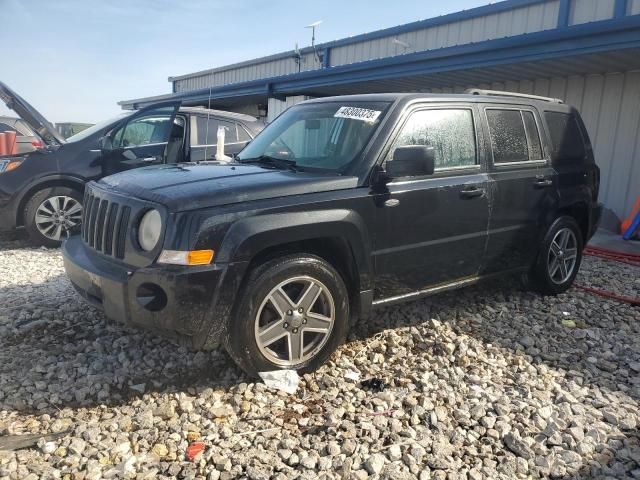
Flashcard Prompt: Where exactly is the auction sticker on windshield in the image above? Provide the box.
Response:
[334,106,381,123]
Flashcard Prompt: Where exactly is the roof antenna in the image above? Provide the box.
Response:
[305,21,323,65]
[203,85,212,162]
[293,42,302,73]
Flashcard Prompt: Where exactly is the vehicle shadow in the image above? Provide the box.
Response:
[0,272,248,415]
[351,273,639,402]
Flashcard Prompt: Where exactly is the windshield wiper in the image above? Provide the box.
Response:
[238,155,299,171]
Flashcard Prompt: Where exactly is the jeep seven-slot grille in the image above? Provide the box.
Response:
[81,190,131,259]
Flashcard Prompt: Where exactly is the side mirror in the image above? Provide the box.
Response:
[385,145,435,178]
[98,135,113,150]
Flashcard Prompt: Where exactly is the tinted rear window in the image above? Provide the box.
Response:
[486,109,528,163]
[544,112,586,162]
[522,111,543,160]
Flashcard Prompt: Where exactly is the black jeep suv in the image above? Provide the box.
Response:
[0,81,263,246]
[62,91,601,375]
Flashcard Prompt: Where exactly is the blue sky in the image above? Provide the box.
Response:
[1,0,486,123]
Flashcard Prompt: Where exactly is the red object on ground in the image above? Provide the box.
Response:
[4,131,17,155]
[186,442,205,461]
[0,133,6,156]
[583,245,640,267]
[578,245,640,306]
[621,197,640,234]
[574,283,640,306]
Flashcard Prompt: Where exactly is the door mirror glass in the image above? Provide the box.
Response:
[386,145,435,178]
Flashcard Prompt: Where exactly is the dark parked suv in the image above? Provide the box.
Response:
[62,91,601,375]
[0,81,263,246]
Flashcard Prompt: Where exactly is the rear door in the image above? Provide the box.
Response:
[372,104,491,299]
[101,102,180,176]
[481,105,558,273]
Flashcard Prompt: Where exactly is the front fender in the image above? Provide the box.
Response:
[216,209,373,289]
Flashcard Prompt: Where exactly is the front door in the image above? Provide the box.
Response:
[101,102,180,176]
[480,106,558,273]
[372,105,491,299]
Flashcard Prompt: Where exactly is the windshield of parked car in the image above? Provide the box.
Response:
[237,101,390,172]
[66,112,132,143]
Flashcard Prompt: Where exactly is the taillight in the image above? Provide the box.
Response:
[31,140,44,149]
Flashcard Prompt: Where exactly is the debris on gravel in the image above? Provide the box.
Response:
[0,231,638,479]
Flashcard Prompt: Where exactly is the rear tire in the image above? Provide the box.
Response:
[24,187,83,248]
[225,254,350,377]
[529,216,583,295]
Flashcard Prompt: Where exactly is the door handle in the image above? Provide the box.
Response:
[460,187,485,199]
[141,157,158,163]
[533,178,553,188]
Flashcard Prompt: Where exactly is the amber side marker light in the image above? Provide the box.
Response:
[158,249,214,266]
[3,161,23,173]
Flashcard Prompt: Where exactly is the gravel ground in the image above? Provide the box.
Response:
[0,230,638,480]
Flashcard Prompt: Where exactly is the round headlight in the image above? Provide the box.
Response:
[138,209,162,251]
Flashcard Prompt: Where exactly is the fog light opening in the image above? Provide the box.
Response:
[136,283,167,312]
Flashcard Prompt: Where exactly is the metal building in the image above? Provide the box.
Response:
[120,0,640,221]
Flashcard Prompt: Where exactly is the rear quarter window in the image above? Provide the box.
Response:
[544,112,586,162]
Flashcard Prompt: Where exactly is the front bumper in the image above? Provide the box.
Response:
[62,235,240,348]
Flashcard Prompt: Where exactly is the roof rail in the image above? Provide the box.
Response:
[465,88,564,104]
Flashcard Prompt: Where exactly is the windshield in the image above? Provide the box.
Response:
[237,101,390,172]
[66,111,132,143]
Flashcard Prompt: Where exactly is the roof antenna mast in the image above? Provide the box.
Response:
[305,21,323,65]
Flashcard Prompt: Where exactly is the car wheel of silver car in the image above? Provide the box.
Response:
[530,216,583,295]
[225,254,350,377]
[24,186,83,248]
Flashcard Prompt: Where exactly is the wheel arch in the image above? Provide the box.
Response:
[216,210,373,322]
[16,175,86,226]
[556,202,589,244]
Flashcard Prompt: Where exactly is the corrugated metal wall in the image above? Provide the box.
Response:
[267,96,311,122]
[628,0,640,15]
[330,1,560,66]
[271,70,640,219]
[569,0,616,25]
[175,53,320,93]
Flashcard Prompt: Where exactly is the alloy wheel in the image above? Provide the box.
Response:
[547,227,578,284]
[34,196,82,241]
[254,276,335,367]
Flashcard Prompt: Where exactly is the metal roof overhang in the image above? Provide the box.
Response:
[119,15,640,110]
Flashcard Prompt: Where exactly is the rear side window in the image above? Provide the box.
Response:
[391,108,477,170]
[195,117,238,145]
[522,111,543,160]
[486,110,529,163]
[544,112,586,162]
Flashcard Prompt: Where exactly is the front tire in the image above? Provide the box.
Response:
[225,254,350,377]
[529,216,583,295]
[24,187,83,248]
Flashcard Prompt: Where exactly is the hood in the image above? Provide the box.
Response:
[0,81,66,146]
[98,163,359,211]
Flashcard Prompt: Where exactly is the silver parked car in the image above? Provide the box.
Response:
[0,115,43,153]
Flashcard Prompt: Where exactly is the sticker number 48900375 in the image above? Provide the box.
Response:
[334,106,381,123]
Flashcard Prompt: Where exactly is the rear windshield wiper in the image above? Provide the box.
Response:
[238,155,299,171]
